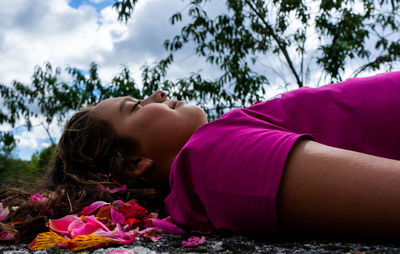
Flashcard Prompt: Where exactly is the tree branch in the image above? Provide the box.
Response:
[244,0,303,87]
[40,122,55,146]
[352,54,391,77]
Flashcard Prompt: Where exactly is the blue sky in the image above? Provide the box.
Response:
[69,0,115,10]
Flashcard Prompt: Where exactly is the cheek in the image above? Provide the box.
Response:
[181,105,208,127]
[136,107,179,140]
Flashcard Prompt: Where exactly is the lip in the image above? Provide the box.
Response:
[172,100,178,109]
[172,100,183,109]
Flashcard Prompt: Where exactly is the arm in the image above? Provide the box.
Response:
[277,139,400,238]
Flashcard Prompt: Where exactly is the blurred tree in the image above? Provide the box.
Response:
[0,62,141,155]
[114,0,400,115]
[30,144,56,176]
[0,132,16,157]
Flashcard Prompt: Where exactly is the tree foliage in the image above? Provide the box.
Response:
[115,0,400,104]
[1,0,399,157]
[0,62,142,157]
[0,145,56,191]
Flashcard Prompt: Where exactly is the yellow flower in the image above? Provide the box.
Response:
[28,232,68,250]
[67,234,114,251]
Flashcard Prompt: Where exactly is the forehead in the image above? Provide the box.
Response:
[93,96,139,119]
[93,97,126,119]
[94,97,121,112]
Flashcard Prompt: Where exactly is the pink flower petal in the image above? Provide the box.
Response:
[97,173,111,178]
[145,217,185,234]
[137,227,162,242]
[30,194,48,203]
[96,185,127,194]
[70,222,101,238]
[0,230,15,240]
[112,200,125,206]
[30,194,42,202]
[69,216,110,238]
[182,236,206,247]
[111,207,125,224]
[68,217,86,233]
[86,215,111,231]
[48,215,80,235]
[0,203,9,221]
[93,224,136,243]
[108,185,127,194]
[119,200,148,220]
[79,201,108,216]
[48,208,55,216]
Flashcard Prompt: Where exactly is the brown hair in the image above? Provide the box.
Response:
[0,107,167,243]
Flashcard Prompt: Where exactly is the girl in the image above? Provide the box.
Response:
[3,72,400,241]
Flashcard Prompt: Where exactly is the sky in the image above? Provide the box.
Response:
[0,0,202,160]
[0,0,393,160]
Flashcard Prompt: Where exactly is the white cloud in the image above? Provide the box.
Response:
[0,0,192,159]
[0,0,129,84]
[14,131,39,150]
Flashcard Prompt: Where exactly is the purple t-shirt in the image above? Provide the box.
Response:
[164,72,400,236]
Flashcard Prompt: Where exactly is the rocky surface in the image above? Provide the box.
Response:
[1,234,400,253]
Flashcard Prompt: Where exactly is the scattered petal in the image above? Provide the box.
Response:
[182,236,206,247]
[93,224,135,244]
[137,227,162,242]
[48,208,55,216]
[67,234,114,251]
[67,217,86,235]
[70,215,111,238]
[0,203,9,221]
[124,218,142,229]
[118,201,148,221]
[28,199,181,252]
[97,173,111,178]
[30,194,48,203]
[108,185,127,194]
[96,205,113,220]
[79,201,109,216]
[112,200,125,207]
[48,215,80,235]
[28,231,69,250]
[96,185,127,194]
[111,206,125,224]
[0,230,15,240]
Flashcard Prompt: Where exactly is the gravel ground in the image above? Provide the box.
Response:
[1,234,400,253]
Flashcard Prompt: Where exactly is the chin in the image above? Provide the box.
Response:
[194,106,208,124]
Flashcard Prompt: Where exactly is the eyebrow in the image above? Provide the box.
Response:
[119,97,136,113]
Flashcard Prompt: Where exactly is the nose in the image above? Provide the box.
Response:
[144,90,168,104]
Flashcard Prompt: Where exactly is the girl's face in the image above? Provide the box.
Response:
[94,90,207,182]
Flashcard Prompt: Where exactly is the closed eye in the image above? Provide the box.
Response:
[130,100,141,113]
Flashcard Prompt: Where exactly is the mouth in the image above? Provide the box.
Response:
[172,100,178,109]
[172,100,184,109]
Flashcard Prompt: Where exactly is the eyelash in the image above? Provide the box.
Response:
[131,100,141,112]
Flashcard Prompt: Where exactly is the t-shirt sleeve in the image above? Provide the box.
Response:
[165,112,312,235]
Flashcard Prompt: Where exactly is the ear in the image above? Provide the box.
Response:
[133,157,154,176]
